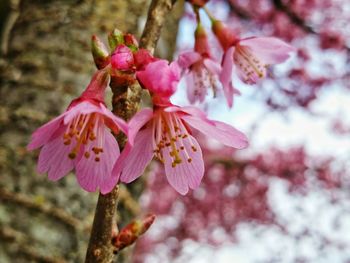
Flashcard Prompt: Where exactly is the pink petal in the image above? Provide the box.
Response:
[163,134,204,195]
[99,103,128,135]
[27,114,65,150]
[240,37,295,64]
[37,131,75,181]
[116,126,154,183]
[203,58,221,75]
[181,115,248,149]
[219,47,236,108]
[76,129,120,193]
[177,51,202,69]
[165,105,212,123]
[184,72,197,104]
[127,108,153,145]
[136,59,180,98]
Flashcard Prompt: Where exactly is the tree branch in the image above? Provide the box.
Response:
[85,0,178,262]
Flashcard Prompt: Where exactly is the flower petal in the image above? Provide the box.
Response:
[127,108,153,145]
[99,103,128,135]
[184,72,198,104]
[203,58,221,75]
[240,37,295,64]
[37,131,75,181]
[75,129,120,193]
[163,134,204,195]
[116,126,154,183]
[219,46,237,108]
[27,114,65,150]
[177,51,202,69]
[181,115,248,149]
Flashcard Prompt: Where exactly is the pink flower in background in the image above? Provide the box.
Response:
[27,70,128,194]
[178,25,222,104]
[113,105,248,195]
[213,21,295,107]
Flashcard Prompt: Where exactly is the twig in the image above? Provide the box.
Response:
[0,188,81,230]
[140,0,178,53]
[272,0,315,34]
[84,1,178,262]
[0,0,20,56]
[0,225,67,263]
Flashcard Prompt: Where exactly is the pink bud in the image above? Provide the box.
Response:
[136,59,180,103]
[112,214,156,252]
[111,45,135,71]
[124,33,139,48]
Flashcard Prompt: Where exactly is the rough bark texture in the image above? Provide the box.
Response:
[0,0,183,262]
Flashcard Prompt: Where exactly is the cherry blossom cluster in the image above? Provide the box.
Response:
[28,2,294,195]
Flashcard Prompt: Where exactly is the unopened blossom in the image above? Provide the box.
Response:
[178,24,222,104]
[136,59,180,103]
[111,44,135,71]
[27,70,128,194]
[213,20,295,107]
[113,60,248,195]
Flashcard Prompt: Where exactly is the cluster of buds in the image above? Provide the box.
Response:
[182,0,295,107]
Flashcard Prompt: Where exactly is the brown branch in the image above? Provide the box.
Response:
[140,0,178,53]
[0,188,81,230]
[0,225,67,263]
[0,0,20,56]
[272,0,315,34]
[228,1,251,20]
[85,1,178,262]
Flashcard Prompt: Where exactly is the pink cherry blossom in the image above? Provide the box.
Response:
[178,51,221,104]
[27,70,128,194]
[178,24,222,104]
[220,37,295,107]
[113,104,248,195]
[136,59,180,104]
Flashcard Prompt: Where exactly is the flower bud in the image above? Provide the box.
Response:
[111,45,135,71]
[108,28,125,51]
[91,35,110,69]
[112,214,156,252]
[124,33,139,51]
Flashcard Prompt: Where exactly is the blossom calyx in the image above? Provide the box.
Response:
[212,20,238,51]
[186,0,209,7]
[112,214,156,252]
[91,35,110,69]
[194,24,211,57]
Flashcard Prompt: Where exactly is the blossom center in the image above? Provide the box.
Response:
[63,113,104,162]
[234,46,267,83]
[153,112,197,168]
